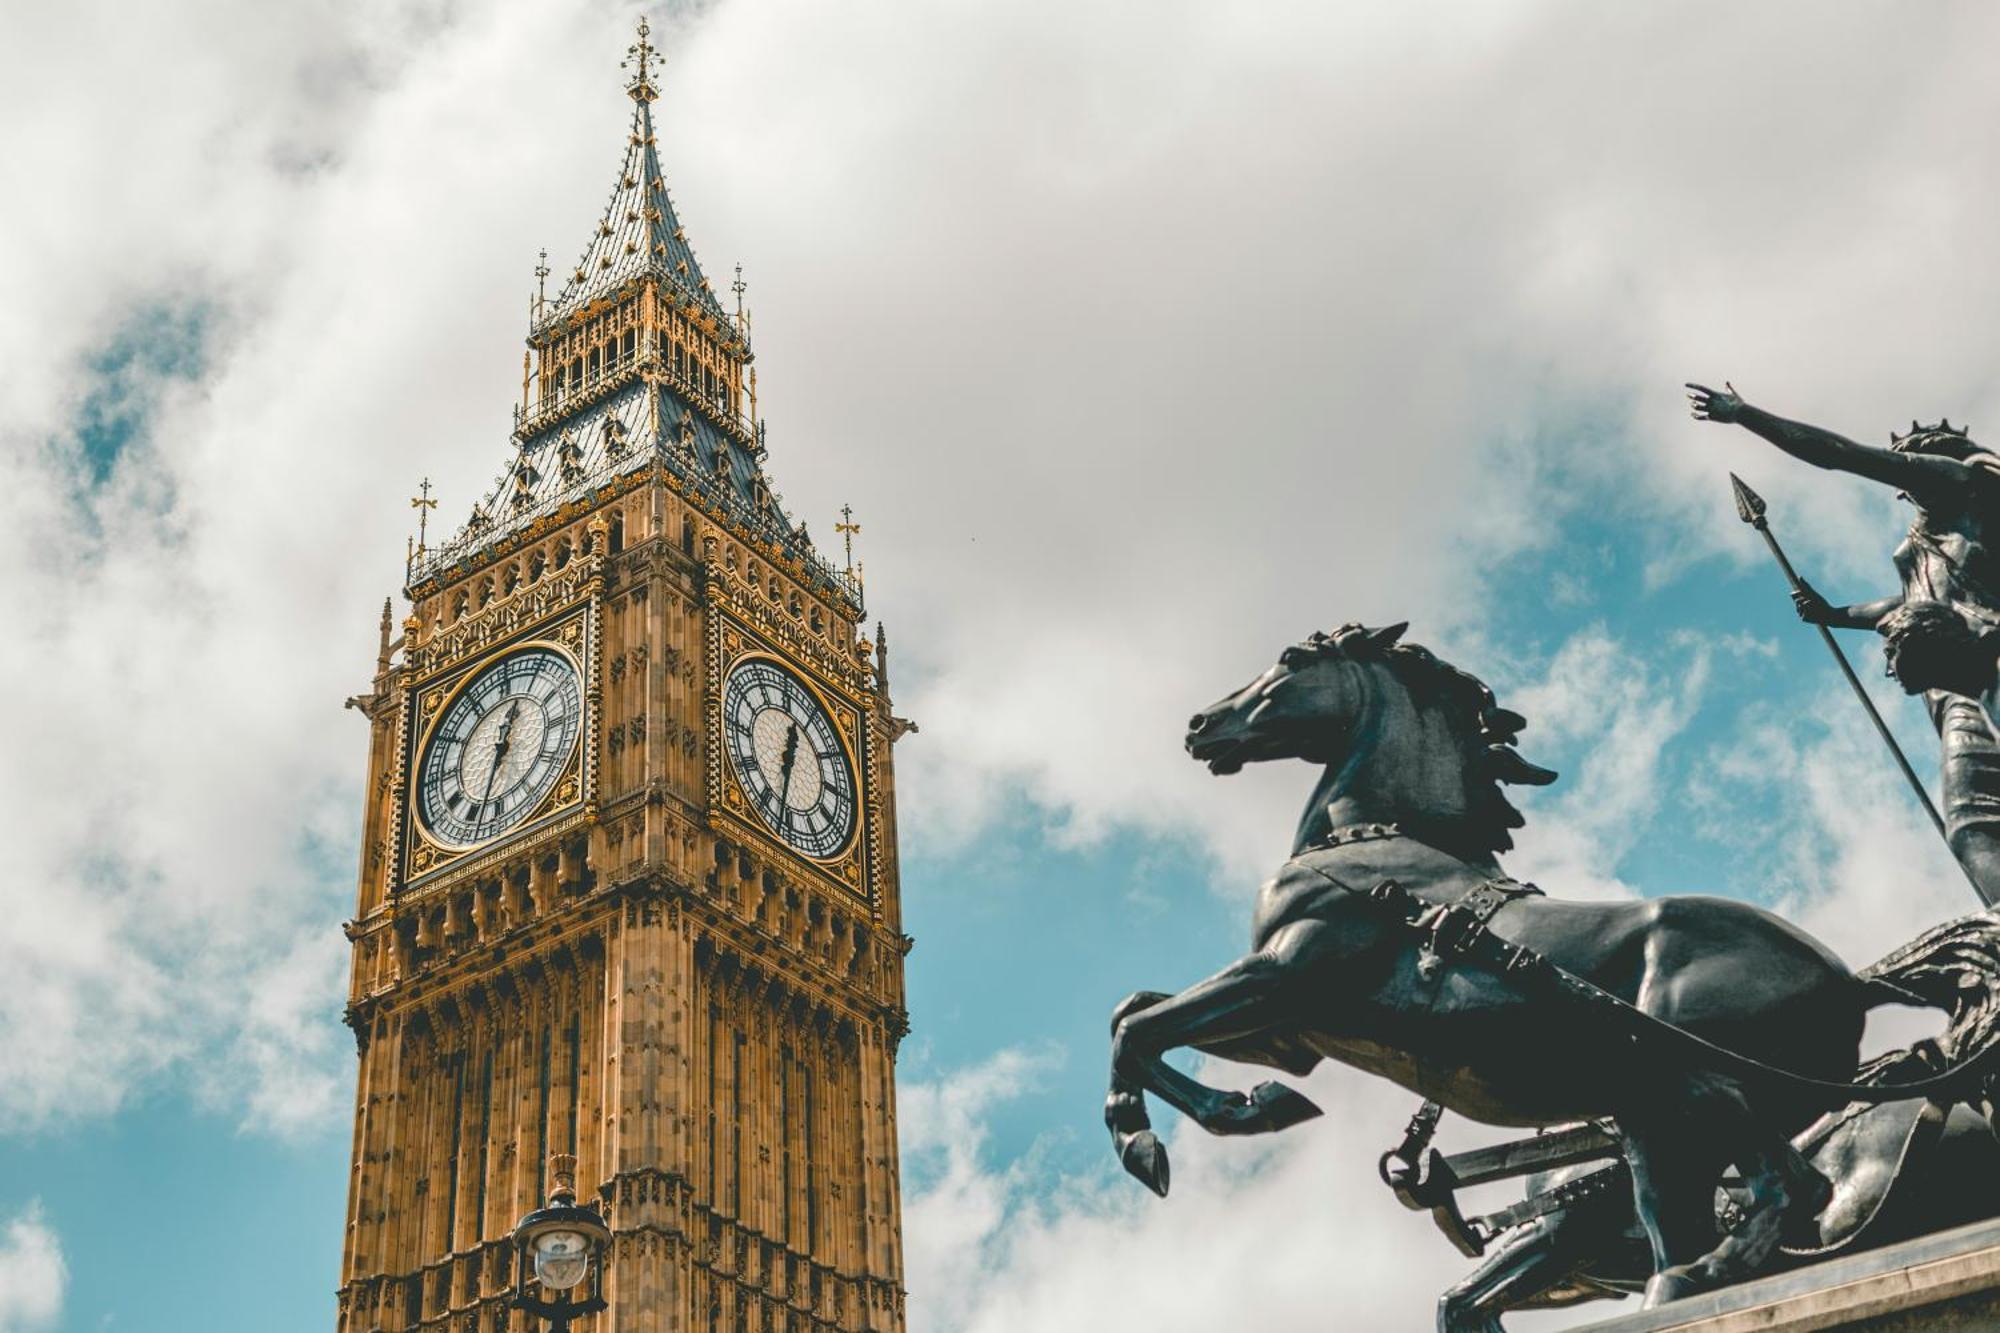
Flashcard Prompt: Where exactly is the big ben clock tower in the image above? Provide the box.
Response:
[336,21,910,1331]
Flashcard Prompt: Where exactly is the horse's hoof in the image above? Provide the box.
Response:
[1246,1081,1323,1131]
[1642,1266,1704,1308]
[1120,1131,1171,1197]
[1205,1082,1323,1135]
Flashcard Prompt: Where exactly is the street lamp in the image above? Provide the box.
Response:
[510,1153,612,1331]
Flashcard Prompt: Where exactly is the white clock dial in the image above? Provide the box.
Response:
[417,646,583,848]
[723,658,858,859]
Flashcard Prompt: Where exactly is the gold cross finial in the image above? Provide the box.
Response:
[624,15,658,103]
[835,503,862,576]
[410,477,437,558]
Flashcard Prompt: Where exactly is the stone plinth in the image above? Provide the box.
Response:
[1579,1216,2000,1331]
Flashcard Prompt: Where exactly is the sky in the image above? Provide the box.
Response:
[6,0,2000,1328]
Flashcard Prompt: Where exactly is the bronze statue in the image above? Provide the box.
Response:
[1690,383,2000,900]
[1428,1094,2000,1332]
[1104,625,2000,1310]
[1402,929,2000,1332]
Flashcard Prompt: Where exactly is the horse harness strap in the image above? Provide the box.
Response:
[1414,878,1544,980]
[1470,1161,1629,1244]
[1295,855,2000,1104]
[1380,1100,1626,1256]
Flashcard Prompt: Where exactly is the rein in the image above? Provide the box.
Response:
[1294,832,2000,1106]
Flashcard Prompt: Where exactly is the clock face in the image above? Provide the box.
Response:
[417,645,584,848]
[723,658,858,859]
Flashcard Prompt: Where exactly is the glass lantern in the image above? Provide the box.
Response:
[511,1155,612,1329]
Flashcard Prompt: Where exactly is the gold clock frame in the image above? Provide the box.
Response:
[707,613,872,902]
[399,605,596,890]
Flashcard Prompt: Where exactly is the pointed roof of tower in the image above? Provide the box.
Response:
[537,17,734,332]
[406,21,861,618]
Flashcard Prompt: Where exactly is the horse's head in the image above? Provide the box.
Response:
[1186,623,1408,775]
[1186,622,1557,853]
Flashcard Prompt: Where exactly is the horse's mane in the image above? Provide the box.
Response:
[1304,623,1557,853]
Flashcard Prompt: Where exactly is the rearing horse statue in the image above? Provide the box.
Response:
[1105,622,2000,1307]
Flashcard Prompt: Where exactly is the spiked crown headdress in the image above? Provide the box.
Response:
[1890,418,1977,458]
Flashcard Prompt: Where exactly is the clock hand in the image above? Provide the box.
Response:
[777,721,802,807]
[478,700,522,810]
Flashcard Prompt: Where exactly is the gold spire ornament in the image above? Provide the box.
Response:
[410,477,437,558]
[835,504,862,577]
[623,15,658,103]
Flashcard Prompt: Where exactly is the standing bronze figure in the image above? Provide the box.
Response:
[1690,383,2000,901]
[1104,624,2000,1312]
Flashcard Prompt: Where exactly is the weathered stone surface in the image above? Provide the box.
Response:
[1580,1216,2000,1332]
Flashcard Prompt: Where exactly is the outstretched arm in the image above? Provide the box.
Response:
[1795,581,1901,632]
[1688,382,1990,510]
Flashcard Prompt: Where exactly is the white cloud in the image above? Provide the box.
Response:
[0,0,647,1134]
[1505,628,1730,900]
[1691,680,1974,967]
[216,929,355,1134]
[0,1202,66,1333]
[900,1045,1065,1332]
[781,0,2000,881]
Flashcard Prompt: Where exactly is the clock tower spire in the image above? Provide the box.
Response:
[338,20,909,1332]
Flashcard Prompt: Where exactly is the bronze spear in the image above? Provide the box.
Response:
[1729,473,1988,903]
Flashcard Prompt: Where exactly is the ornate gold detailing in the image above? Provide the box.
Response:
[709,561,867,693]
[401,608,593,889]
[624,16,659,104]
[408,477,437,576]
[411,565,593,676]
[708,616,872,904]
[835,504,861,578]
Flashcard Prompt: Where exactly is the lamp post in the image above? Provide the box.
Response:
[510,1154,612,1331]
